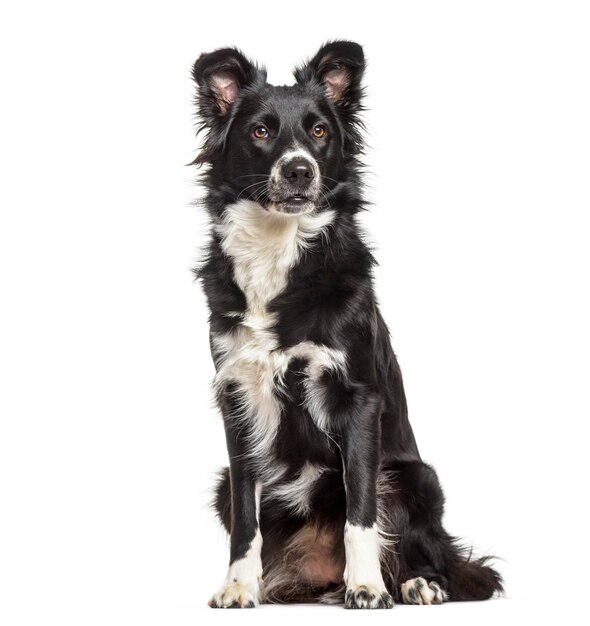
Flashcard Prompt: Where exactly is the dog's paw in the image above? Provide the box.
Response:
[208,579,263,608]
[345,584,394,609]
[401,577,448,605]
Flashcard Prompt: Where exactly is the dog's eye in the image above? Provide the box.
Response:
[312,124,327,139]
[252,125,269,140]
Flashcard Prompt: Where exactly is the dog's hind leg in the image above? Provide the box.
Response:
[378,461,503,604]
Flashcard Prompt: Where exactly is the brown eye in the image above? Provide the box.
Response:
[312,124,327,139]
[253,125,269,139]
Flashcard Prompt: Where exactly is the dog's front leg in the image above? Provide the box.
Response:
[340,388,393,609]
[209,387,263,608]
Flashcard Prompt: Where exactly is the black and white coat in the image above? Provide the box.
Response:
[192,41,502,609]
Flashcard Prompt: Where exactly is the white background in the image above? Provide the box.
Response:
[1,1,589,624]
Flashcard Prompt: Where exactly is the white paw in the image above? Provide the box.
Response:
[401,577,448,605]
[208,578,264,608]
[345,584,394,609]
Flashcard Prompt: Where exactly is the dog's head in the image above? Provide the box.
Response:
[192,42,365,216]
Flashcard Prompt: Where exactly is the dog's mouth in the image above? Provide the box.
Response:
[258,172,321,215]
[274,194,316,215]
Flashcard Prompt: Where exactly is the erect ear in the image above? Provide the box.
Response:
[294,41,365,109]
[192,48,263,120]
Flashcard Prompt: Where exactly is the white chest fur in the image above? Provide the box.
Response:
[211,201,345,462]
[216,200,335,315]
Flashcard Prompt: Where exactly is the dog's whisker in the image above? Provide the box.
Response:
[237,180,268,201]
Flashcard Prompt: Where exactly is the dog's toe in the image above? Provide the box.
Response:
[400,577,448,605]
[345,584,394,609]
[209,580,262,608]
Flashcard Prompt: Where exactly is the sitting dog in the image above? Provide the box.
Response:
[191,40,503,609]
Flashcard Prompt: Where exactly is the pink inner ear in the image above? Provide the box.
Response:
[210,72,239,113]
[323,67,350,103]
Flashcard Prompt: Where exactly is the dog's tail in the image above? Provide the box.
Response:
[446,544,504,601]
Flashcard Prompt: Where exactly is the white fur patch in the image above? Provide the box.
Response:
[301,349,347,431]
[212,201,341,459]
[343,522,387,593]
[294,341,348,432]
[264,462,326,517]
[216,200,333,314]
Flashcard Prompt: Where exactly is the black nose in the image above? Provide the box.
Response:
[282,159,314,186]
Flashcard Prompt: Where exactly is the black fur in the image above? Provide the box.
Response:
[192,41,503,607]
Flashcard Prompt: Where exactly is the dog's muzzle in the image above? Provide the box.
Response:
[268,152,321,214]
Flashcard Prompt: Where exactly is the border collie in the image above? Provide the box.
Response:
[191,41,503,609]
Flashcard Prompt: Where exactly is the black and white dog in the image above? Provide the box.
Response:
[191,41,502,609]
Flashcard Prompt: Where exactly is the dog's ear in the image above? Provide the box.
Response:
[193,48,263,120]
[191,48,264,165]
[294,41,365,110]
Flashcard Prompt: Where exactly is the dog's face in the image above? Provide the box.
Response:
[192,42,365,215]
